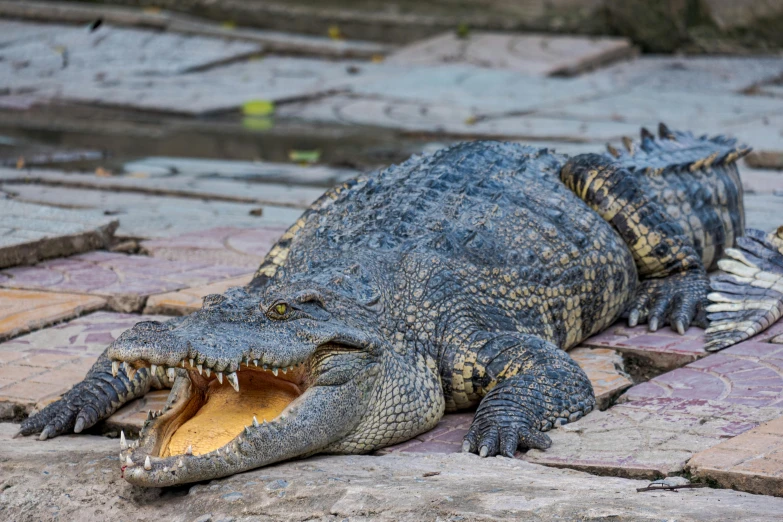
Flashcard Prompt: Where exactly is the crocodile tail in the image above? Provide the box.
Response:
[705,227,783,351]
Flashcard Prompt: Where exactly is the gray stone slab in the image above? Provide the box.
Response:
[8,55,361,115]
[122,157,358,186]
[0,167,324,209]
[343,63,612,115]
[278,94,642,142]
[0,198,117,269]
[0,251,249,313]
[0,20,262,78]
[2,185,302,239]
[536,88,783,131]
[744,193,783,232]
[5,426,783,522]
[0,1,391,59]
[580,56,783,93]
[388,31,636,76]
[725,113,783,168]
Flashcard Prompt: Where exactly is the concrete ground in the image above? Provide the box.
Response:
[1,4,783,520]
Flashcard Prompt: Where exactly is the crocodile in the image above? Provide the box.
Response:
[18,125,757,487]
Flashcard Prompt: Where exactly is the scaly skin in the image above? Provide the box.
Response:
[18,129,751,487]
[705,227,783,351]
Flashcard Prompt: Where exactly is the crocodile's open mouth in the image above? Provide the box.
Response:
[117,357,309,461]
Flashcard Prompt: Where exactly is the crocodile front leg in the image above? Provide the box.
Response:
[16,348,161,439]
[460,333,594,457]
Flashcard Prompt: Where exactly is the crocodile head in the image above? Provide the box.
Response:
[109,273,443,487]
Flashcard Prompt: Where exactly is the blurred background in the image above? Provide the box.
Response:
[1,0,782,241]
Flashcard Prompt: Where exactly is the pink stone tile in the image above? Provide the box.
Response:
[579,322,707,371]
[0,311,168,412]
[0,252,249,312]
[402,441,461,454]
[141,226,287,269]
[621,338,783,408]
[432,428,470,444]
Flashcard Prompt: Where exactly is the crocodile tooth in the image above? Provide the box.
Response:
[281,367,287,374]
[186,445,193,455]
[197,364,203,375]
[272,367,278,376]
[216,372,223,384]
[181,360,186,368]
[189,358,195,368]
[125,363,134,379]
[147,410,154,421]
[178,458,185,468]
[205,367,211,377]
[125,455,133,466]
[244,426,251,435]
[120,430,127,450]
[150,364,158,375]
[263,364,269,370]
[215,448,220,456]
[252,359,258,366]
[226,372,239,392]
[111,360,120,377]
[144,456,152,470]
[252,416,259,427]
[167,367,176,380]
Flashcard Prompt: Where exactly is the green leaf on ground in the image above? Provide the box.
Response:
[288,150,321,164]
[242,100,276,116]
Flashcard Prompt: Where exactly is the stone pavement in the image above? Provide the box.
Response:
[581,322,707,373]
[0,198,117,269]
[0,289,105,343]
[386,31,636,76]
[0,166,326,209]
[1,184,303,239]
[0,312,166,416]
[688,415,783,497]
[143,274,253,315]
[5,424,783,522]
[122,157,357,187]
[0,251,249,312]
[140,226,287,269]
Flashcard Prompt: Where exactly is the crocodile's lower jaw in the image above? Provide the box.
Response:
[163,368,303,457]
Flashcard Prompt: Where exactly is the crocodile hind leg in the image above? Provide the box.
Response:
[705,227,783,351]
[561,152,708,333]
[458,332,594,457]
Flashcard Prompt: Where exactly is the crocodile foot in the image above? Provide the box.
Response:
[627,270,709,334]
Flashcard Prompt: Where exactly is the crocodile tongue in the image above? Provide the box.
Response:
[162,369,301,457]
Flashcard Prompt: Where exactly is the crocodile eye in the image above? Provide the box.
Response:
[275,303,288,315]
